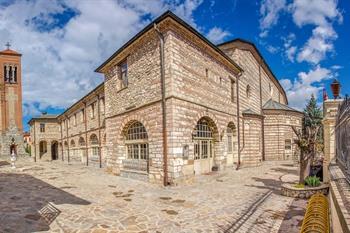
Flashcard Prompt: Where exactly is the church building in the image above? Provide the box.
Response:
[29,11,303,185]
[0,44,24,157]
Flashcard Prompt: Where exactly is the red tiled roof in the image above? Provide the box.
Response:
[0,49,21,56]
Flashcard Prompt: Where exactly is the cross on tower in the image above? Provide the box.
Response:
[5,42,11,50]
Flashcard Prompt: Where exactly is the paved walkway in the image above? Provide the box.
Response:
[0,157,303,233]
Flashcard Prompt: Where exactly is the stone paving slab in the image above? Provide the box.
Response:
[0,157,301,233]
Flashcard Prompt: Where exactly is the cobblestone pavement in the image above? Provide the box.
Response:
[0,157,302,233]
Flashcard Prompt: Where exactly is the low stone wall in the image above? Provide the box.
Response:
[281,183,329,199]
[329,161,350,233]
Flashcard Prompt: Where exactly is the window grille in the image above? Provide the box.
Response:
[126,121,148,140]
[193,118,214,160]
[124,121,149,171]
[194,119,213,138]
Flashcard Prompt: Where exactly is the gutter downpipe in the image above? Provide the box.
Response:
[154,23,169,186]
[66,116,70,163]
[60,122,63,161]
[236,71,243,170]
[259,59,266,161]
[33,122,36,162]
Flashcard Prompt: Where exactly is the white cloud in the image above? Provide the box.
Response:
[0,0,204,121]
[283,33,297,62]
[297,24,337,63]
[331,65,342,70]
[266,45,279,54]
[259,0,287,37]
[281,65,333,109]
[290,0,343,27]
[206,27,231,44]
[290,0,342,64]
[286,46,297,62]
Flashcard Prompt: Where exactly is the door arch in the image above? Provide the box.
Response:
[226,122,238,165]
[79,137,86,163]
[51,141,58,160]
[193,117,218,175]
[39,141,47,158]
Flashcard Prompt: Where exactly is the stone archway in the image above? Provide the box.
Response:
[51,141,58,160]
[39,141,47,159]
[192,116,219,175]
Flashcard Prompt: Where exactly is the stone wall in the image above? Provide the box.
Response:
[104,22,242,184]
[30,85,106,166]
[218,43,293,166]
[323,99,342,182]
[263,110,303,161]
[30,119,60,161]
[58,85,106,167]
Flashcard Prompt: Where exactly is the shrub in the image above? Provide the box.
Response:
[305,175,321,187]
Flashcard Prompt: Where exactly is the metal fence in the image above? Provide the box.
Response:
[335,97,350,172]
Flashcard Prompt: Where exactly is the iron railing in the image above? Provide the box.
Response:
[335,97,350,172]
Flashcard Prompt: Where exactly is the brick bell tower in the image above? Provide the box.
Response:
[0,42,25,156]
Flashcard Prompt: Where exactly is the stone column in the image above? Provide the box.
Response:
[323,99,343,182]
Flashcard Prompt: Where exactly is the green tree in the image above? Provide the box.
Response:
[303,94,323,143]
[293,94,324,184]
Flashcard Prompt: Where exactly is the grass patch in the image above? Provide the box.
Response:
[293,183,305,189]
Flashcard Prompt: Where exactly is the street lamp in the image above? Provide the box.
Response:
[330,79,341,99]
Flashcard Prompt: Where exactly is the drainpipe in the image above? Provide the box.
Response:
[259,59,265,161]
[236,71,243,170]
[33,122,36,162]
[97,94,102,168]
[66,116,70,163]
[84,102,88,166]
[154,23,168,186]
[60,121,63,161]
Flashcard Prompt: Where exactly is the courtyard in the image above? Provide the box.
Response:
[0,158,305,233]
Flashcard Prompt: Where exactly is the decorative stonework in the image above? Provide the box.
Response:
[281,183,329,199]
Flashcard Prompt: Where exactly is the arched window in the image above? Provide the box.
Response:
[79,137,85,147]
[90,134,99,157]
[125,121,148,160]
[193,118,215,160]
[246,85,251,99]
[70,140,76,148]
[90,134,98,145]
[269,83,273,96]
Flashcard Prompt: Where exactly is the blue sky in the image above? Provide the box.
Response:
[0,0,348,131]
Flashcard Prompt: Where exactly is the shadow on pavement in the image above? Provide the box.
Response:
[245,177,284,195]
[271,167,299,176]
[0,173,90,233]
[277,198,306,233]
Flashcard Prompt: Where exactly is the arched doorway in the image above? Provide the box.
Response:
[39,141,47,158]
[70,139,76,159]
[51,141,58,160]
[123,121,149,172]
[193,117,218,174]
[64,141,68,160]
[79,137,86,163]
[90,134,99,158]
[227,122,238,165]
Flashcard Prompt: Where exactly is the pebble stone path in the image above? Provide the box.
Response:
[0,158,304,233]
